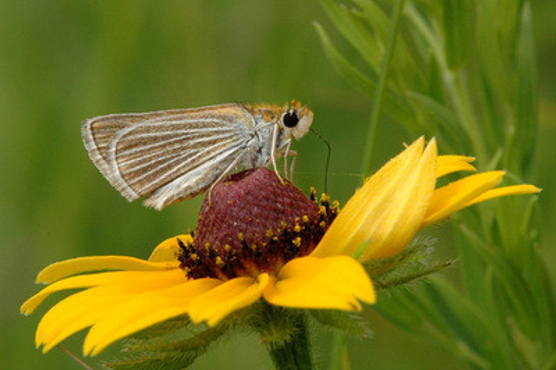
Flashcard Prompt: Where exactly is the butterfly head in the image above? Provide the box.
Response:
[280,100,313,140]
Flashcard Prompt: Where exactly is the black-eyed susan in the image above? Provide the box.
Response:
[21,137,540,361]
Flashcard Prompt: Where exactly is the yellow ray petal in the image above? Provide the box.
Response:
[37,256,178,284]
[311,137,430,259]
[36,285,138,352]
[422,171,505,227]
[85,278,221,356]
[149,235,191,262]
[464,184,541,207]
[360,139,437,260]
[188,275,268,326]
[437,155,476,178]
[21,269,185,315]
[263,256,375,310]
[313,138,438,260]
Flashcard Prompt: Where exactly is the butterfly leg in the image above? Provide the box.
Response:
[270,125,285,184]
[287,150,298,182]
[283,140,292,179]
[206,151,248,203]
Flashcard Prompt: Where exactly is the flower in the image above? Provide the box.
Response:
[21,137,540,356]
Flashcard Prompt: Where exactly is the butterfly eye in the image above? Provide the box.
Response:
[283,111,299,128]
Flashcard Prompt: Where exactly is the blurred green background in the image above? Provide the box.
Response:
[1,1,554,369]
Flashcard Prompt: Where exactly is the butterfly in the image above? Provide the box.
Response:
[82,101,313,210]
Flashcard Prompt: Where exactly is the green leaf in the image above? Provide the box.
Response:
[421,277,513,370]
[128,315,192,340]
[523,246,556,359]
[373,260,454,291]
[475,1,512,121]
[318,0,383,72]
[313,21,415,125]
[313,21,375,92]
[542,348,556,370]
[379,276,507,369]
[106,319,227,370]
[513,2,538,177]
[375,287,461,355]
[126,324,226,354]
[105,350,205,370]
[365,237,435,278]
[405,90,471,152]
[310,309,373,339]
[426,51,446,105]
[351,0,389,40]
[364,237,455,291]
[352,0,422,89]
[441,0,471,69]
[369,243,419,275]
[508,319,542,369]
[458,223,540,339]
[452,222,489,304]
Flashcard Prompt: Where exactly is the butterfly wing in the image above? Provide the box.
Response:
[82,104,255,209]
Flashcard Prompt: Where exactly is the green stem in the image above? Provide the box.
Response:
[361,0,407,177]
[265,313,313,370]
[327,333,351,370]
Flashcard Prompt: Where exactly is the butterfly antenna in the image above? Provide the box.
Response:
[309,127,331,194]
[57,345,96,370]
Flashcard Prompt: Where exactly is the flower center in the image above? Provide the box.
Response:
[178,168,338,280]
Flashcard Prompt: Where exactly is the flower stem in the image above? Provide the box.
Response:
[327,332,351,370]
[265,312,313,370]
[361,0,407,177]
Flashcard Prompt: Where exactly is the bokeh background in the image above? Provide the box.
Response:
[1,1,555,369]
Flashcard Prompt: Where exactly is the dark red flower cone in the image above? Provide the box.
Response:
[178,168,338,280]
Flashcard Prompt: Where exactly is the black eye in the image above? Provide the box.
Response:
[283,111,299,128]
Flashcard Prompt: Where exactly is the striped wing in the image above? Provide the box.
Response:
[82,104,255,209]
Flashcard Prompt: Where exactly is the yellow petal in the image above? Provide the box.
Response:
[85,278,221,356]
[37,255,178,284]
[263,256,375,310]
[148,235,191,262]
[187,275,268,326]
[311,138,424,258]
[422,171,505,227]
[464,184,541,207]
[36,285,138,352]
[21,269,185,315]
[312,137,437,260]
[437,155,476,178]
